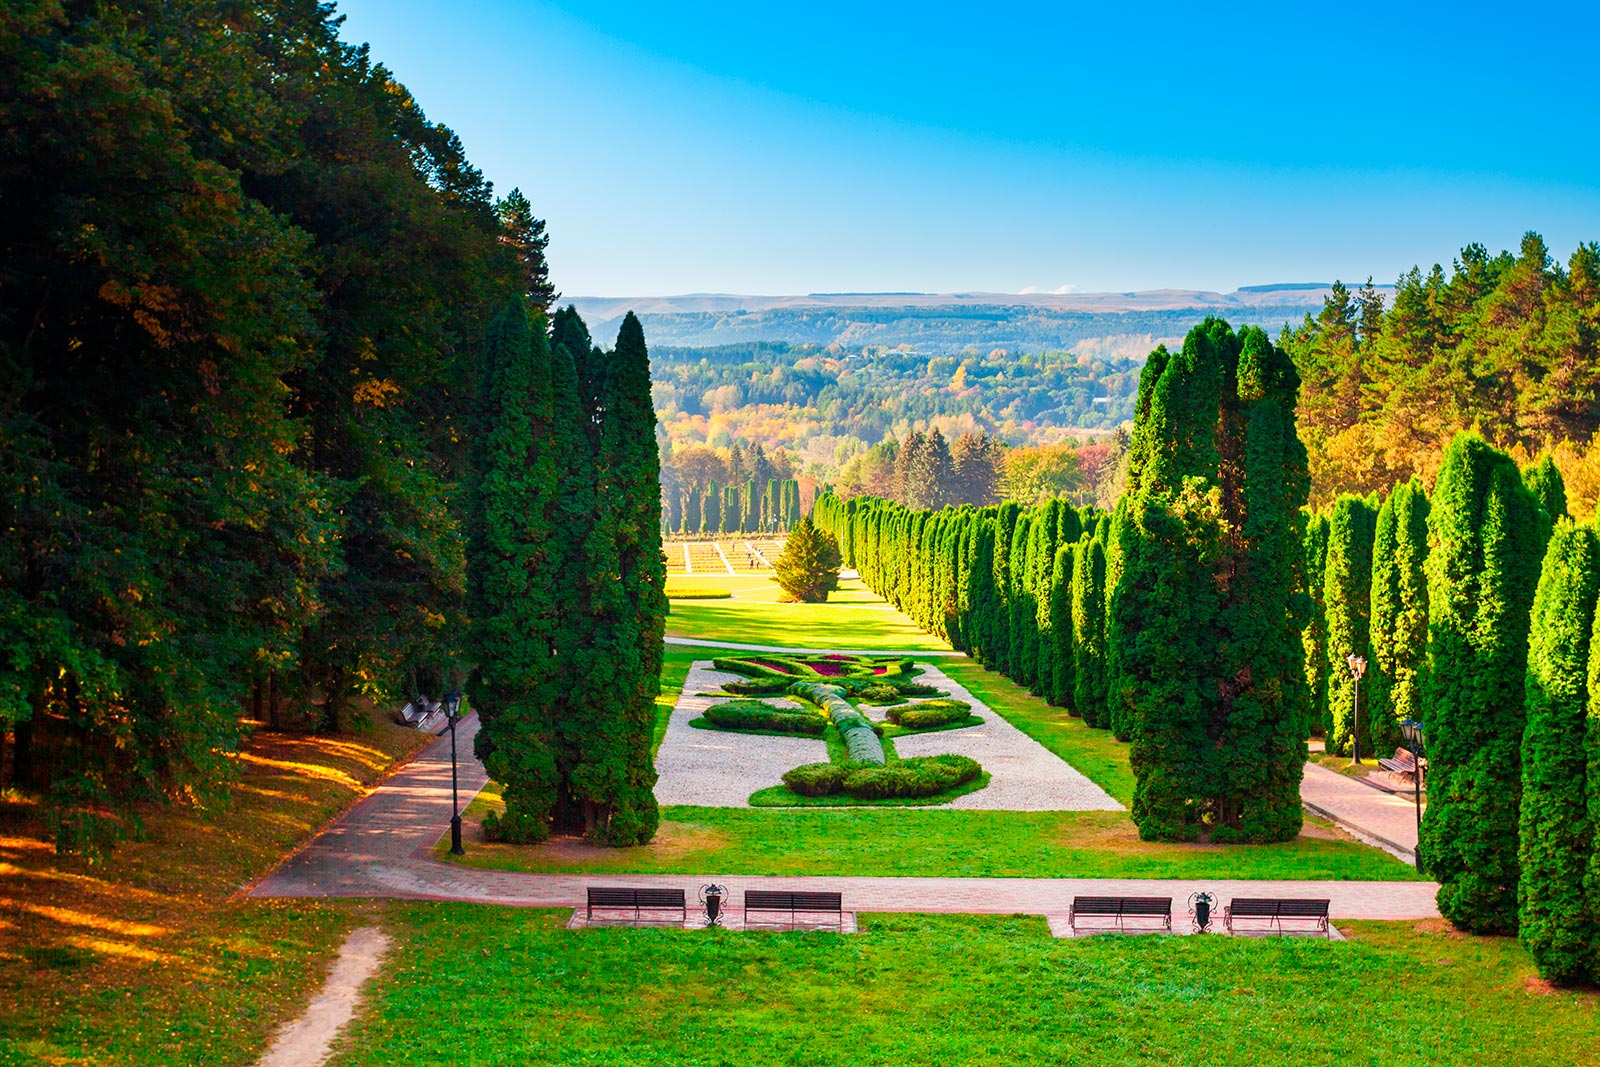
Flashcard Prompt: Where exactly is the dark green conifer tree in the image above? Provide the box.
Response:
[1323,494,1378,756]
[1009,513,1037,688]
[1072,536,1109,726]
[1517,521,1599,984]
[1301,512,1331,737]
[1108,321,1309,842]
[684,484,701,536]
[1524,452,1568,545]
[1421,432,1543,933]
[471,300,560,842]
[702,481,721,535]
[571,313,664,846]
[1047,542,1076,707]
[1029,501,1061,698]
[1370,477,1430,746]
[969,517,999,666]
[722,485,741,533]
[990,503,1020,674]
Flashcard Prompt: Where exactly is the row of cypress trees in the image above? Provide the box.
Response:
[812,492,1116,728]
[671,478,802,535]
[468,305,666,847]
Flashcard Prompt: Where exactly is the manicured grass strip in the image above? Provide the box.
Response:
[445,805,1421,881]
[665,576,949,651]
[747,772,992,807]
[940,657,1135,804]
[652,646,698,757]
[331,907,1600,1067]
[0,716,427,1067]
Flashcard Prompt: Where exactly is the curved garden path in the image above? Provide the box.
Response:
[251,714,1439,921]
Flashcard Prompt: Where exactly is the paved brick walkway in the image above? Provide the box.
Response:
[1301,762,1423,860]
[252,717,1439,920]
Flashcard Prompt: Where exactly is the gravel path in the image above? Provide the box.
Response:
[652,663,826,806]
[884,664,1122,811]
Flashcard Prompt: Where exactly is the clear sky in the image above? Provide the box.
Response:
[333,0,1600,297]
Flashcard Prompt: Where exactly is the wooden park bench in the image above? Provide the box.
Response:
[1378,748,1420,781]
[743,889,844,929]
[1067,896,1173,933]
[1223,897,1331,937]
[585,886,687,924]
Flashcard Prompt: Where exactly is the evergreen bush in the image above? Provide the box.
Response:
[703,701,827,736]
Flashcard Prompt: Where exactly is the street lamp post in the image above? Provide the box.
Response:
[1399,718,1426,873]
[1346,654,1367,765]
[442,688,465,856]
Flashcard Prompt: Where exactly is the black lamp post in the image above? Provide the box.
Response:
[442,688,465,856]
[1346,653,1367,765]
[1399,718,1426,873]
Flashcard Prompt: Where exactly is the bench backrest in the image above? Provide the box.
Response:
[1229,897,1329,917]
[746,889,843,910]
[587,887,685,908]
[1072,896,1171,915]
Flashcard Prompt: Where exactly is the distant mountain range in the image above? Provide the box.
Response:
[569,284,1381,352]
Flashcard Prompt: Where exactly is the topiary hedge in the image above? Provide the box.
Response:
[856,683,908,706]
[887,699,973,729]
[722,677,792,696]
[843,754,982,799]
[788,681,885,764]
[780,754,984,800]
[703,700,825,736]
[781,762,847,796]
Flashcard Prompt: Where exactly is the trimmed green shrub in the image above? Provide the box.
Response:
[841,755,983,799]
[857,683,908,706]
[892,681,944,697]
[782,762,847,797]
[890,704,976,730]
[887,698,971,724]
[703,700,825,736]
[788,681,885,763]
[722,677,792,696]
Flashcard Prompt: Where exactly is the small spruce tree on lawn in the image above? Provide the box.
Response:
[774,517,843,603]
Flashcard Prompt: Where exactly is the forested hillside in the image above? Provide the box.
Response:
[1283,235,1600,510]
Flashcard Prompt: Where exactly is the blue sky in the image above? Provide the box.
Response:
[335,1,1600,297]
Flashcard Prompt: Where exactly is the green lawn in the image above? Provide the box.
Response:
[457,644,1415,880]
[666,575,949,651]
[330,906,1600,1067]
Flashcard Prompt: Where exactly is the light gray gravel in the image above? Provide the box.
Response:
[654,661,1123,811]
[886,664,1122,811]
[653,663,825,806]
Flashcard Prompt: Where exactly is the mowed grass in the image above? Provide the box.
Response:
[665,575,950,651]
[452,646,1416,880]
[330,906,1600,1067]
[0,714,430,1067]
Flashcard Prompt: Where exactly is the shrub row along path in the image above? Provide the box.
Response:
[252,713,1439,920]
[653,662,1121,811]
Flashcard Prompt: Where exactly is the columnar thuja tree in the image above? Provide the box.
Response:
[702,480,721,534]
[1028,502,1061,698]
[1008,513,1036,688]
[1071,535,1109,726]
[1323,494,1378,756]
[1421,432,1543,933]
[470,300,561,841]
[1517,521,1599,984]
[1370,477,1429,742]
[722,484,741,533]
[1047,542,1076,707]
[578,312,666,845]
[1301,512,1331,738]
[1107,320,1310,843]
[1523,452,1568,544]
